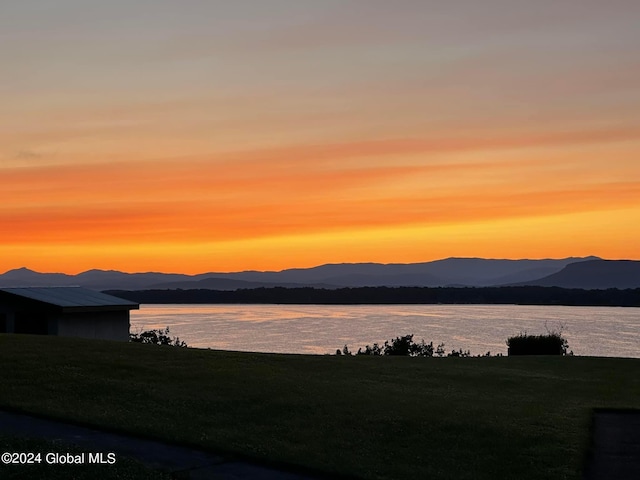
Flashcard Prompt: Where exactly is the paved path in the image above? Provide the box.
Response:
[582,409,640,480]
[0,410,329,479]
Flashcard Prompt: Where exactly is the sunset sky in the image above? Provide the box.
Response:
[2,0,639,274]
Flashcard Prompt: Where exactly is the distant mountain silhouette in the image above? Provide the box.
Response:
[0,268,76,286]
[0,256,605,290]
[207,257,599,287]
[511,260,640,289]
[75,269,191,290]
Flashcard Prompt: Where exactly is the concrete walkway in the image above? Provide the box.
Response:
[0,410,330,479]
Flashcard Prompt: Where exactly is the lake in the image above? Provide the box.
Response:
[130,304,640,358]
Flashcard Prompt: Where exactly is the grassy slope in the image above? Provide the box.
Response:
[0,334,639,480]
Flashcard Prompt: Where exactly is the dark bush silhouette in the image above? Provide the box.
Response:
[130,327,188,347]
[341,334,504,358]
[409,338,436,357]
[354,335,435,357]
[356,343,383,356]
[336,345,352,356]
[446,348,472,358]
[345,335,469,357]
[383,334,416,356]
[506,331,569,356]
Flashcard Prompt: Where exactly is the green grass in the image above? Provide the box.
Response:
[1,334,639,480]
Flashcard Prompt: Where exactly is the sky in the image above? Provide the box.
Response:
[1,0,639,274]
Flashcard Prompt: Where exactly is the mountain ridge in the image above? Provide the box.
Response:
[511,259,640,289]
[0,256,623,290]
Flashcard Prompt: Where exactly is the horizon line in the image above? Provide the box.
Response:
[0,254,625,277]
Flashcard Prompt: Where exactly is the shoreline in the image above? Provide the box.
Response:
[107,285,640,307]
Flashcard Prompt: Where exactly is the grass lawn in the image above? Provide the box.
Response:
[0,334,639,480]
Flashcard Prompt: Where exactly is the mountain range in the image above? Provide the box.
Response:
[2,256,639,291]
[511,259,640,289]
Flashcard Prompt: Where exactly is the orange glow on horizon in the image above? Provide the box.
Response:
[2,131,640,273]
[1,206,638,275]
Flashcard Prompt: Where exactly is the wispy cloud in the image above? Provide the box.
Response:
[2,140,638,245]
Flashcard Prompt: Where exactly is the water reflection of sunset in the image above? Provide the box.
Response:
[130,304,640,358]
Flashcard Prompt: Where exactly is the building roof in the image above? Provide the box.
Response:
[0,287,139,311]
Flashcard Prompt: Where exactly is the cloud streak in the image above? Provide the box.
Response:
[2,143,638,246]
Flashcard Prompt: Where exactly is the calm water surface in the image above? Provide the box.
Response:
[130,304,640,358]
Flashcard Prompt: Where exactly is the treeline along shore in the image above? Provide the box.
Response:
[106,286,640,306]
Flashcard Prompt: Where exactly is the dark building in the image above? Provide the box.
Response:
[0,287,138,341]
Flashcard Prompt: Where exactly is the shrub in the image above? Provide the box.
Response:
[356,343,383,356]
[130,327,188,347]
[446,348,472,358]
[347,335,445,357]
[410,339,435,357]
[383,334,415,356]
[506,330,569,356]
